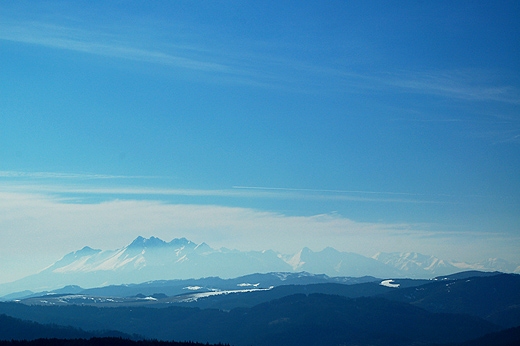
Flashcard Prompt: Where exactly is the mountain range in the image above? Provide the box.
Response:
[1,236,519,297]
[1,272,519,345]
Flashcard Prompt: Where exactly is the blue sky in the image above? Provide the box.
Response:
[1,1,519,283]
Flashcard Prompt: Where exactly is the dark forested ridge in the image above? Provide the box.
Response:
[0,294,501,346]
[0,272,518,346]
[0,314,94,341]
[380,273,520,328]
[0,338,229,346]
[0,314,131,341]
[0,315,228,346]
[458,326,520,346]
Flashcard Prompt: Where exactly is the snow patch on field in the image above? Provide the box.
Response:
[178,286,274,303]
[380,279,400,288]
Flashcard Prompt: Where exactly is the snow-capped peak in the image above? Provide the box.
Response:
[8,238,518,297]
[372,252,459,277]
[128,236,168,249]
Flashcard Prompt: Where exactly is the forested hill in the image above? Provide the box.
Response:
[0,338,229,346]
[0,315,228,346]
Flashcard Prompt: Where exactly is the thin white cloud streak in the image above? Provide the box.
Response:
[0,21,230,73]
[3,18,518,103]
[0,19,306,92]
[282,61,520,104]
[0,19,329,93]
[0,173,474,201]
[381,70,520,105]
[1,190,517,284]
[0,181,446,205]
[233,185,443,197]
[0,171,156,180]
[0,171,450,204]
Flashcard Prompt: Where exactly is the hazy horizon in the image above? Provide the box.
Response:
[1,1,519,284]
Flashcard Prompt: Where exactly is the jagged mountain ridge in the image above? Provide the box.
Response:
[46,236,205,274]
[1,236,518,297]
[373,251,520,277]
[43,236,403,281]
[372,252,461,277]
[3,237,388,295]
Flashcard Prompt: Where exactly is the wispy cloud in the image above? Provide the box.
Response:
[0,21,231,73]
[381,70,520,104]
[0,19,318,92]
[232,185,457,204]
[0,183,438,204]
[234,185,432,197]
[1,191,515,266]
[1,189,518,284]
[1,173,519,281]
[2,17,519,102]
[0,170,449,204]
[0,171,155,180]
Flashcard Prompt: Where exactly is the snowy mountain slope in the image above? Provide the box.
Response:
[372,252,520,277]
[452,257,520,274]
[1,236,518,297]
[372,252,460,277]
[287,247,403,278]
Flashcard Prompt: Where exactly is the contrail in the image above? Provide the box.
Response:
[232,185,425,197]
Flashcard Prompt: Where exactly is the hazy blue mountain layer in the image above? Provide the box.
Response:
[1,236,518,297]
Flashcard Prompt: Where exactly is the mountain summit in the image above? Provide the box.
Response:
[127,236,196,250]
[128,236,167,248]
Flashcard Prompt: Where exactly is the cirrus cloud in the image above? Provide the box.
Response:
[1,189,518,284]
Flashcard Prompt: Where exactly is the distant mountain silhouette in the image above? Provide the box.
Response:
[5,272,379,302]
[1,236,519,298]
